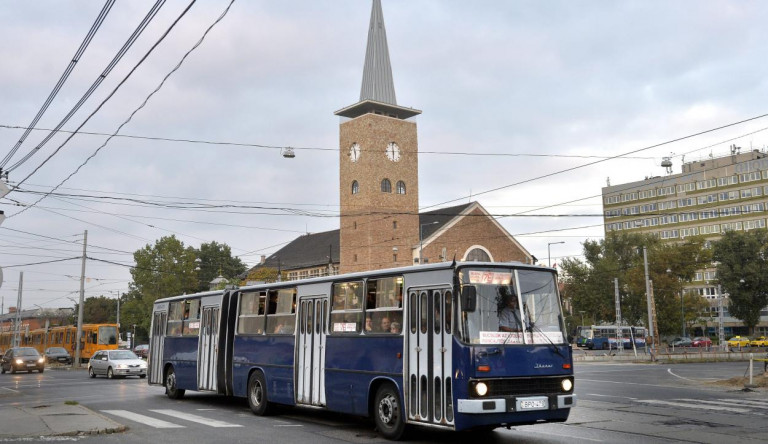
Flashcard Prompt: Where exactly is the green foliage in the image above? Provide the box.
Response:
[560,232,712,336]
[82,295,117,323]
[241,266,283,285]
[713,229,768,335]
[196,241,247,292]
[130,235,199,304]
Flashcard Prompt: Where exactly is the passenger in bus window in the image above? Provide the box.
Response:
[380,316,391,333]
[365,316,373,332]
[499,295,522,332]
[390,322,402,334]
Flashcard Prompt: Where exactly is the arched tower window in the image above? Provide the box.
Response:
[396,180,406,194]
[381,178,392,193]
[352,180,359,194]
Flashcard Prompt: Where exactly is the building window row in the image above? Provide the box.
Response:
[607,218,767,237]
[604,171,768,205]
[606,185,768,218]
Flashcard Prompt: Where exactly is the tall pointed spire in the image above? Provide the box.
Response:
[359,0,396,105]
[334,0,420,120]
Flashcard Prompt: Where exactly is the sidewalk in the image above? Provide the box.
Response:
[0,403,125,438]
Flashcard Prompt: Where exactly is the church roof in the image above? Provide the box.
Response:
[258,229,340,272]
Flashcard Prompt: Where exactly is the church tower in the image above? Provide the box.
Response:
[336,0,421,273]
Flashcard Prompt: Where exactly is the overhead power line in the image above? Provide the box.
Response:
[0,0,116,170]
[9,0,237,219]
[4,0,167,174]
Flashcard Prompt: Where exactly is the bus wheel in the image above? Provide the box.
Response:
[247,371,274,416]
[166,367,185,399]
[374,383,405,440]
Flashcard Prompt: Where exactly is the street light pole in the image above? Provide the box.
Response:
[74,230,87,367]
[419,221,439,264]
[547,241,565,267]
[579,310,585,326]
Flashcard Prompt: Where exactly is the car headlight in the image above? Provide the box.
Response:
[139,363,147,369]
[475,382,489,397]
[38,358,45,364]
[117,364,128,369]
[15,359,23,365]
[561,378,573,392]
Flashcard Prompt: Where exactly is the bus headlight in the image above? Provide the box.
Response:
[561,378,573,392]
[475,382,489,397]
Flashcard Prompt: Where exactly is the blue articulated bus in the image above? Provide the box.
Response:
[148,261,576,439]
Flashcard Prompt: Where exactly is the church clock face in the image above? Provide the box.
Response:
[349,143,361,162]
[386,142,401,162]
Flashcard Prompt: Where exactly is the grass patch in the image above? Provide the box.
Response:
[64,400,79,405]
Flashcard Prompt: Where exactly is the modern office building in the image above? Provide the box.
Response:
[601,149,768,336]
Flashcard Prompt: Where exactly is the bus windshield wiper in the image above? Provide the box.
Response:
[524,304,564,358]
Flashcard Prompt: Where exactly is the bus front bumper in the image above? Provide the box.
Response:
[457,394,576,414]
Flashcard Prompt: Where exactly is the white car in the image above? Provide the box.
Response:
[88,350,147,379]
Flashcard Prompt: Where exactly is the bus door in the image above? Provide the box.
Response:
[149,311,167,385]
[296,296,328,406]
[407,287,454,425]
[197,306,219,391]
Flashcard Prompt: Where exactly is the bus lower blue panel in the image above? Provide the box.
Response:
[453,409,570,431]
[163,337,199,390]
[324,336,403,416]
[231,335,295,404]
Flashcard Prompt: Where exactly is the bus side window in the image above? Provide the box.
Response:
[365,277,404,334]
[266,288,296,335]
[238,291,265,335]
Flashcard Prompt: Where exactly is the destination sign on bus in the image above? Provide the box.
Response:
[468,271,511,285]
[479,331,564,345]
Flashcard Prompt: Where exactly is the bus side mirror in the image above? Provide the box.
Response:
[461,287,477,312]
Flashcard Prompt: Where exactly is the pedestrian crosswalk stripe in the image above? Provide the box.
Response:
[635,399,750,413]
[101,410,184,428]
[150,409,243,428]
[717,398,768,407]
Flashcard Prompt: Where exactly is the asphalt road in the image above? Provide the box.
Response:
[0,362,766,443]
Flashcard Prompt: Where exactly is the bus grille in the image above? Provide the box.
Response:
[470,376,569,398]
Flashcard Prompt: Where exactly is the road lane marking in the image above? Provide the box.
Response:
[635,399,750,413]
[585,393,637,400]
[717,398,768,407]
[102,410,183,428]
[151,409,243,428]
[679,399,768,410]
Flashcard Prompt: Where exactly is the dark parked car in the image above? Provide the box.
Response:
[133,344,149,359]
[44,347,73,365]
[1,347,46,374]
[669,337,693,347]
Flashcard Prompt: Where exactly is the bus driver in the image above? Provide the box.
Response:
[499,294,522,332]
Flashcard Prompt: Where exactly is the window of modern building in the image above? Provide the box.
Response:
[352,180,359,194]
[381,178,392,193]
[396,180,405,194]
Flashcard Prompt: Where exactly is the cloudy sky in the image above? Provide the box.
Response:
[2,0,768,311]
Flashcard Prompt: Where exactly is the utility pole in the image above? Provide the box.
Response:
[13,272,23,347]
[116,291,120,328]
[643,247,654,351]
[614,278,621,352]
[74,230,87,367]
[717,284,725,350]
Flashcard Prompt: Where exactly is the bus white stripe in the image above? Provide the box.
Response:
[150,409,243,428]
[101,410,184,428]
[635,400,750,413]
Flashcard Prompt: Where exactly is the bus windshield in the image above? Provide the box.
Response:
[459,267,565,345]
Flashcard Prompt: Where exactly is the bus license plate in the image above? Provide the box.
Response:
[518,397,548,411]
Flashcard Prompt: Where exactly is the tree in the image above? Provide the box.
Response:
[241,267,283,285]
[196,241,246,292]
[82,295,117,323]
[560,232,712,337]
[130,235,199,303]
[713,229,768,335]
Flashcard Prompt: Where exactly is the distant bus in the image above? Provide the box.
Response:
[585,326,646,350]
[0,324,119,362]
[574,325,593,347]
[148,261,576,439]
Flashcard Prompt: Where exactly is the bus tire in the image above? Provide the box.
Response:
[373,383,406,440]
[247,371,274,416]
[166,367,185,399]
